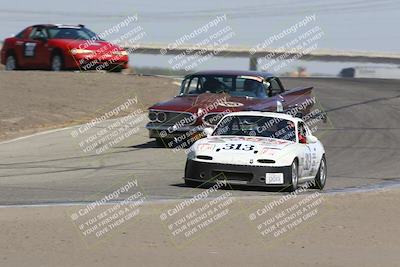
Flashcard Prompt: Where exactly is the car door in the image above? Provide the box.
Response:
[32,27,51,68]
[304,124,320,177]
[21,27,50,68]
[297,121,313,178]
[12,27,32,68]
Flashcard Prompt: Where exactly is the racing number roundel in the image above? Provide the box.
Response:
[24,42,37,57]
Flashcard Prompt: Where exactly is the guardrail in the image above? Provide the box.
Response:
[124,43,400,70]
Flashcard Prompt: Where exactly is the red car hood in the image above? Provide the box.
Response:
[149,93,275,113]
[52,39,123,52]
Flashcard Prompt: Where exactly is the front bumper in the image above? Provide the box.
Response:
[184,159,293,187]
[66,54,129,70]
[146,124,204,139]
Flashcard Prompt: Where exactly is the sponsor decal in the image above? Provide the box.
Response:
[198,143,215,151]
[260,147,278,156]
[219,101,244,108]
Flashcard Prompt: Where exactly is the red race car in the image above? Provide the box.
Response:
[1,24,129,72]
[146,70,318,147]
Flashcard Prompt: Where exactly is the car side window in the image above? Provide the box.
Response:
[29,27,48,40]
[297,122,307,144]
[187,77,200,94]
[267,78,283,96]
[298,122,307,139]
[15,29,26,39]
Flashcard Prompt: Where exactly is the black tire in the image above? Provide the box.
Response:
[311,156,327,190]
[184,179,201,187]
[51,53,64,71]
[108,66,123,73]
[155,138,174,147]
[286,159,299,192]
[5,54,18,70]
[155,138,164,147]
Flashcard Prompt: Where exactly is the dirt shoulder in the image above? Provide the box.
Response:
[0,71,177,141]
[0,188,399,267]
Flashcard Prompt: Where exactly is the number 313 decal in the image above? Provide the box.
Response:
[222,143,254,151]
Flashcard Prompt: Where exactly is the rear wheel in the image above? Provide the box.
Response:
[286,160,299,192]
[51,54,63,71]
[311,156,327,189]
[5,54,17,70]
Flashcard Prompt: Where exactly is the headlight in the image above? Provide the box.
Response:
[157,112,167,123]
[148,111,167,123]
[70,49,95,55]
[113,50,128,56]
[148,111,157,122]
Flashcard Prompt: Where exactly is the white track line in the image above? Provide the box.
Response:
[0,125,78,145]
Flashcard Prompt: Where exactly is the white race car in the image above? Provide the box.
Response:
[184,112,327,191]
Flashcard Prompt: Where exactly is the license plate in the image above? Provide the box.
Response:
[265,173,284,184]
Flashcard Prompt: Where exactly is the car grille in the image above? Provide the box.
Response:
[149,110,196,126]
[212,170,253,182]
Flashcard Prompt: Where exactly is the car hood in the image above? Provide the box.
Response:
[191,136,295,165]
[51,39,124,51]
[149,93,275,113]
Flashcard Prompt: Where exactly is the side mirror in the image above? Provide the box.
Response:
[306,135,318,144]
[203,127,214,137]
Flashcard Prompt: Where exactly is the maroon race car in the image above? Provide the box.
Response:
[146,70,316,147]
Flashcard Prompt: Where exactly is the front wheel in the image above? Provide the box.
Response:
[51,54,63,71]
[108,66,123,73]
[311,156,327,190]
[5,55,18,70]
[286,160,299,192]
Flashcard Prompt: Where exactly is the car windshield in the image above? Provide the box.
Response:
[47,27,99,40]
[180,75,269,98]
[213,115,296,142]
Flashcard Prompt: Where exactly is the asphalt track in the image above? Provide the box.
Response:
[0,77,400,206]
